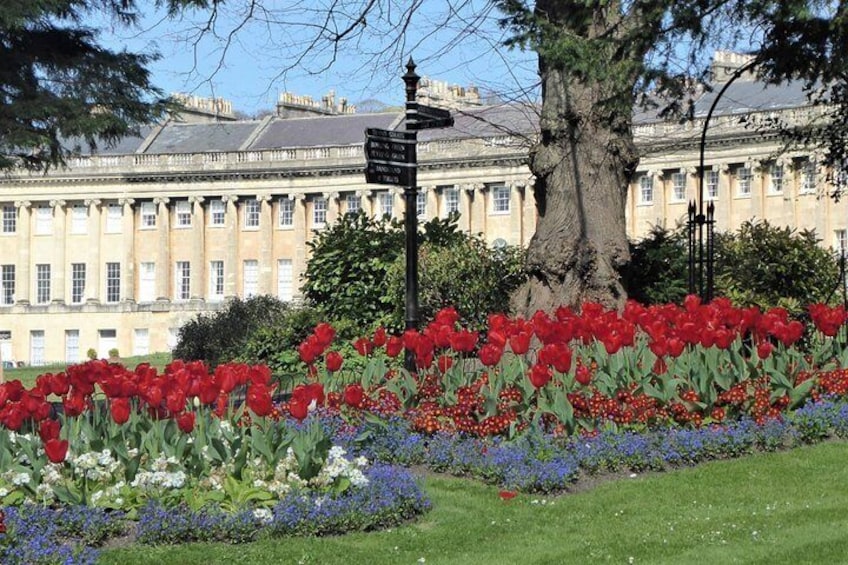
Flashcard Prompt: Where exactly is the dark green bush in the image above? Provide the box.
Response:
[173,295,289,368]
[302,211,526,331]
[621,220,841,312]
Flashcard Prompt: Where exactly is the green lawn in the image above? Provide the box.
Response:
[99,441,848,564]
[1,352,172,389]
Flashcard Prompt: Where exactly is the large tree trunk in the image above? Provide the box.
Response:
[512,2,642,316]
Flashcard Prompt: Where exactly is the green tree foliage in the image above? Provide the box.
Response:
[620,226,690,306]
[173,295,290,368]
[0,0,202,170]
[302,211,527,331]
[622,221,841,312]
[714,220,841,312]
[386,239,527,331]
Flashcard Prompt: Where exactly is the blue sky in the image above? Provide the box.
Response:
[92,2,539,116]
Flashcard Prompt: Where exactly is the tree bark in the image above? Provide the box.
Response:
[512,1,642,315]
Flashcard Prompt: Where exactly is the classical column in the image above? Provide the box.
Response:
[49,200,67,304]
[222,195,239,298]
[118,198,135,303]
[356,189,372,217]
[508,183,523,245]
[291,193,307,300]
[469,183,486,235]
[189,196,205,300]
[13,201,31,305]
[324,191,340,225]
[84,199,102,303]
[423,185,438,221]
[153,197,170,301]
[460,184,474,232]
[258,194,273,295]
[522,177,537,244]
[752,160,766,219]
[715,164,731,230]
[390,188,404,221]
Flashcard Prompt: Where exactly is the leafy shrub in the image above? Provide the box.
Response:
[622,221,841,311]
[386,237,527,330]
[173,295,290,367]
[714,220,840,312]
[620,225,689,305]
[303,211,527,331]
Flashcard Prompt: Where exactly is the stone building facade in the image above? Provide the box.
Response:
[0,59,846,365]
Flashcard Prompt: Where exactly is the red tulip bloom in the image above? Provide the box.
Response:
[44,438,69,463]
[177,411,196,433]
[757,341,774,359]
[289,398,308,420]
[62,393,87,418]
[313,322,336,348]
[110,397,131,425]
[437,354,454,373]
[478,343,503,367]
[353,337,374,357]
[509,332,531,355]
[449,330,478,353]
[372,327,388,347]
[386,336,404,358]
[575,365,592,387]
[166,389,187,414]
[343,383,364,408]
[528,363,552,388]
[39,419,61,442]
[247,384,273,417]
[325,351,343,372]
[498,490,517,501]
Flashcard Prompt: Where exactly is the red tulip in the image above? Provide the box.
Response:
[39,419,61,442]
[437,354,454,373]
[44,438,69,463]
[325,351,343,372]
[509,332,531,355]
[575,365,592,387]
[246,384,273,417]
[313,322,336,348]
[110,397,131,425]
[528,363,552,388]
[177,411,196,433]
[386,336,404,358]
[343,383,364,408]
[62,393,87,418]
[289,398,308,420]
[166,389,187,414]
[757,341,774,359]
[353,337,374,357]
[372,327,387,347]
[479,343,503,367]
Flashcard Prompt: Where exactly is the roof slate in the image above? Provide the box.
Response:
[144,121,261,154]
[249,112,399,149]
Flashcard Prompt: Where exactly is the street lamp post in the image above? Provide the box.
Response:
[401,59,420,372]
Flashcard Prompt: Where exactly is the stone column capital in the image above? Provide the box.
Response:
[118,198,135,206]
[188,195,205,204]
[221,194,239,204]
[84,198,102,208]
[256,194,273,203]
[49,199,66,209]
[152,197,170,206]
[684,166,697,176]
[322,191,340,200]
[290,192,306,202]
[14,200,31,209]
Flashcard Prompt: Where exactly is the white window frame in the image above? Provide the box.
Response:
[769,163,784,193]
[175,200,192,228]
[802,159,817,193]
[836,229,847,259]
[443,186,460,216]
[139,262,155,302]
[243,259,259,297]
[35,206,52,235]
[377,192,393,218]
[174,261,191,301]
[65,330,80,364]
[209,199,226,226]
[737,167,752,196]
[639,175,653,205]
[30,330,45,366]
[140,202,157,228]
[277,259,293,302]
[105,262,120,303]
[416,191,426,219]
[706,170,719,200]
[71,263,86,304]
[36,264,51,304]
[105,204,123,233]
[490,185,510,214]
[671,172,687,202]
[278,198,294,227]
[243,199,260,229]
[70,205,88,234]
[1,264,14,306]
[2,206,15,234]
[209,260,224,300]
[312,197,327,227]
[346,194,361,216]
[133,328,150,356]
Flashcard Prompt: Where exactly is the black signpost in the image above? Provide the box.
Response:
[363,58,454,372]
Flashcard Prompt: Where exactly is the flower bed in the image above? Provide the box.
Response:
[0,297,846,563]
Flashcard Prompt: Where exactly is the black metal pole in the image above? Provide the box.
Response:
[692,56,759,302]
[402,58,420,372]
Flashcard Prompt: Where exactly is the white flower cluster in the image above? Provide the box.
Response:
[309,446,369,489]
[131,454,187,491]
[70,449,122,481]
